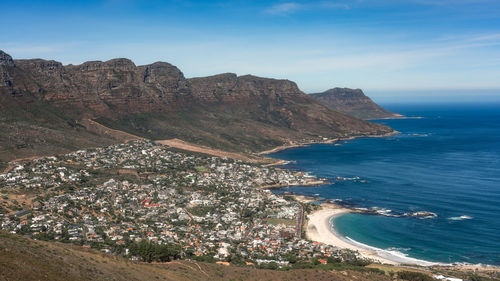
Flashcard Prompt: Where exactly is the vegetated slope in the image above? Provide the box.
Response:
[0,231,202,281]
[310,88,401,120]
[0,50,393,166]
[0,51,136,169]
[0,231,396,281]
[0,89,119,171]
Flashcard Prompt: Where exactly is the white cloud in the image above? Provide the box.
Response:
[318,1,350,9]
[466,33,500,43]
[170,31,500,91]
[410,0,496,6]
[264,1,349,16]
[3,30,499,91]
[264,2,302,15]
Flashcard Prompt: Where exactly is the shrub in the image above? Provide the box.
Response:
[398,270,435,281]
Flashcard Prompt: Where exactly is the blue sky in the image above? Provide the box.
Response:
[2,0,500,99]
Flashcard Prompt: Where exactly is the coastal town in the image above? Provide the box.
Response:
[0,140,355,267]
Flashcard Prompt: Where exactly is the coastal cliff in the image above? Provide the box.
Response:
[0,50,394,165]
[310,88,400,120]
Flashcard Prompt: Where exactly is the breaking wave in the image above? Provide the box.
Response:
[342,236,439,266]
[448,215,473,221]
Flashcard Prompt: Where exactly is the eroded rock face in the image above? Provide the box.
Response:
[2,53,319,120]
[5,57,190,118]
[0,51,15,67]
[188,74,304,104]
[0,50,394,153]
[310,88,399,120]
[0,51,15,87]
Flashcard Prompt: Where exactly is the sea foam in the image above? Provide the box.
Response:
[343,236,439,266]
[448,215,473,221]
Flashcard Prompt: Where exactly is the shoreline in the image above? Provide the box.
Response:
[258,131,398,156]
[370,114,424,120]
[303,202,500,270]
[260,180,326,190]
[261,130,442,267]
[303,202,438,266]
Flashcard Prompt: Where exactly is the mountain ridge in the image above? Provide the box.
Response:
[0,50,394,166]
[310,87,401,120]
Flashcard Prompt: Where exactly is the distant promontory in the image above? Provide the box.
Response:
[310,88,402,120]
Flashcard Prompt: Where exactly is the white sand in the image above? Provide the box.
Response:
[305,205,437,266]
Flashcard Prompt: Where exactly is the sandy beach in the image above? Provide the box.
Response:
[305,204,437,266]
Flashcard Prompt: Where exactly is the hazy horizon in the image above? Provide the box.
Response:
[366,89,500,103]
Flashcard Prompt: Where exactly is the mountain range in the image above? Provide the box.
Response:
[0,50,393,168]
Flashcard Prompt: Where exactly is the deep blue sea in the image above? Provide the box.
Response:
[269,103,500,265]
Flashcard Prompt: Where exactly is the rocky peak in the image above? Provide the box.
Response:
[322,87,365,98]
[188,73,302,102]
[310,87,399,120]
[189,73,238,84]
[0,50,15,67]
[138,62,185,84]
[0,50,15,87]
[66,58,136,72]
[187,73,237,102]
[15,59,64,73]
[238,75,300,93]
[141,61,180,71]
[104,58,136,70]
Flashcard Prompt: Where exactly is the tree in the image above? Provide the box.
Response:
[286,253,297,264]
[267,262,278,270]
[398,271,435,281]
[128,240,181,262]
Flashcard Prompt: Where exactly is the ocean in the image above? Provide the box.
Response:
[269,102,500,265]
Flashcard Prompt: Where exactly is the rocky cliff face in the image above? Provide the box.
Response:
[5,58,191,118]
[192,74,391,131]
[188,73,304,103]
[310,88,400,120]
[0,51,15,87]
[0,50,394,161]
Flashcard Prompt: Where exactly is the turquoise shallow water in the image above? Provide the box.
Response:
[270,103,500,265]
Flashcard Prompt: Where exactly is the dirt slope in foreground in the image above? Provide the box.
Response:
[0,232,395,281]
